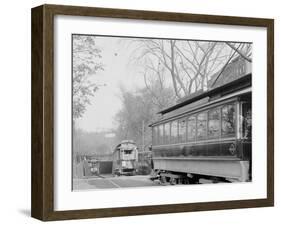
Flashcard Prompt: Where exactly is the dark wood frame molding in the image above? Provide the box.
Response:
[31,4,274,221]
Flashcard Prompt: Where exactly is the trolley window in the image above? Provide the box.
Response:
[221,104,236,137]
[164,123,170,144]
[170,120,178,143]
[197,112,207,140]
[242,102,252,139]
[187,116,196,141]
[152,126,158,145]
[208,108,220,139]
[178,118,187,143]
[158,124,164,145]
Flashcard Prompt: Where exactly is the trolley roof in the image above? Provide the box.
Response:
[159,73,251,115]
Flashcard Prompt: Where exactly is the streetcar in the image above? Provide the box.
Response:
[150,57,252,184]
[112,140,138,176]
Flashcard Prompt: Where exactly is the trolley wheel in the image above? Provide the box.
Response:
[170,178,177,185]
[160,175,167,184]
[182,178,190,184]
[179,178,188,184]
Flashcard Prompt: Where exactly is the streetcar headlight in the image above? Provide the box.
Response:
[229,143,236,155]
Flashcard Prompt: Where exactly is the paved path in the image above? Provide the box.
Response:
[73,175,159,190]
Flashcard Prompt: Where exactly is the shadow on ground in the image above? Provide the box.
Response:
[18,209,30,217]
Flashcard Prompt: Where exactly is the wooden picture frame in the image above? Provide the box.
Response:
[31,4,274,221]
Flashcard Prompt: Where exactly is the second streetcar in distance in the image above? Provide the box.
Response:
[112,140,138,176]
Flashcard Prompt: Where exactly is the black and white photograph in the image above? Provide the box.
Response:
[72,35,252,190]
[1,0,278,223]
[28,2,275,222]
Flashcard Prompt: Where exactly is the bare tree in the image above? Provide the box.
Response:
[114,85,174,148]
[130,39,252,100]
[141,57,177,109]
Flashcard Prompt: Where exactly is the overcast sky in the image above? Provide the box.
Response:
[75,36,146,132]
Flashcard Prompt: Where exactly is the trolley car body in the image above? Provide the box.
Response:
[150,58,252,183]
[112,140,138,176]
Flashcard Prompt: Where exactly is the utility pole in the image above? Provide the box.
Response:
[142,120,145,152]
